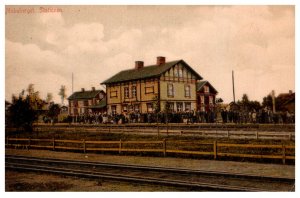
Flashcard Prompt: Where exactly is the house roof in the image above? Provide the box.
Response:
[68,90,104,100]
[196,81,218,93]
[89,98,107,109]
[101,59,203,84]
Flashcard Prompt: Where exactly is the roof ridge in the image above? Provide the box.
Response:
[119,59,182,72]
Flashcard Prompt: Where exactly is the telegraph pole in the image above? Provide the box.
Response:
[271,90,276,112]
[72,73,74,94]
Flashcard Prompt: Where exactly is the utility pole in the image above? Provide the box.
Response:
[271,90,276,113]
[232,70,236,103]
[72,73,74,94]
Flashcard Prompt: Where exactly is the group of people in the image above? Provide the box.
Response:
[220,109,294,124]
[64,108,294,125]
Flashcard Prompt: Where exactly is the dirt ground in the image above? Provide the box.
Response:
[5,148,295,191]
[6,170,190,191]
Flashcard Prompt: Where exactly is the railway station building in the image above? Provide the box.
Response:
[102,56,218,115]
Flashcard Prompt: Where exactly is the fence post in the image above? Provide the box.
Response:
[52,137,55,151]
[213,141,218,160]
[83,139,86,153]
[119,139,122,154]
[163,139,166,157]
[282,145,286,165]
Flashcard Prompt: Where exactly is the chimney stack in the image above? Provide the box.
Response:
[157,56,166,66]
[81,88,85,92]
[92,87,95,91]
[135,61,144,69]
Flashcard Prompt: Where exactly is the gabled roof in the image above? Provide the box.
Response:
[101,59,203,84]
[68,90,104,100]
[197,80,218,93]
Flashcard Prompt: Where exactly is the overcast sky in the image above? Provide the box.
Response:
[5,5,294,104]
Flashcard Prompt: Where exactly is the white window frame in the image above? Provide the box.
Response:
[184,85,191,97]
[177,102,183,112]
[124,87,129,98]
[132,86,137,98]
[185,102,191,111]
[167,83,174,97]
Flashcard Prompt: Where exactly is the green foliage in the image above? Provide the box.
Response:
[8,95,37,131]
[238,94,261,111]
[47,103,61,120]
[58,85,67,105]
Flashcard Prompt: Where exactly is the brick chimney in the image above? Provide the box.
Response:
[135,61,144,69]
[81,88,85,92]
[92,87,95,91]
[157,56,166,66]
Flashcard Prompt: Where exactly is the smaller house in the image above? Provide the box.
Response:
[68,87,106,116]
[196,81,218,112]
[277,90,295,113]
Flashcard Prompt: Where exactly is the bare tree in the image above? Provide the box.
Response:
[58,85,67,105]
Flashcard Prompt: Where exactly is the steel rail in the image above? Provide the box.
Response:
[6,162,264,192]
[5,154,294,184]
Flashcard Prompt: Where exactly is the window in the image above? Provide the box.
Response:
[128,105,133,112]
[147,103,153,112]
[88,100,92,106]
[201,106,205,112]
[204,85,210,93]
[185,102,191,111]
[124,87,129,98]
[179,68,183,78]
[176,102,183,112]
[145,86,154,94]
[110,91,117,98]
[122,105,128,112]
[174,67,179,77]
[184,85,191,97]
[84,100,88,106]
[200,96,205,104]
[167,83,174,97]
[111,105,117,115]
[134,104,140,112]
[78,101,84,107]
[169,102,174,111]
[132,86,137,98]
[209,96,214,104]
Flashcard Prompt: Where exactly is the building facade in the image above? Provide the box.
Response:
[102,57,203,114]
[196,81,218,112]
[68,87,106,116]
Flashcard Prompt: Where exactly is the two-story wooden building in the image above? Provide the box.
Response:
[101,57,203,114]
[196,81,218,112]
[68,87,106,116]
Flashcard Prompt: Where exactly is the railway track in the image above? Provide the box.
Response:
[5,155,295,191]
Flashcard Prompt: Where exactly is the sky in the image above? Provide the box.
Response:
[5,5,295,104]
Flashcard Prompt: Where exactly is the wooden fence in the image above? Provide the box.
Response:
[28,126,295,141]
[6,137,295,164]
